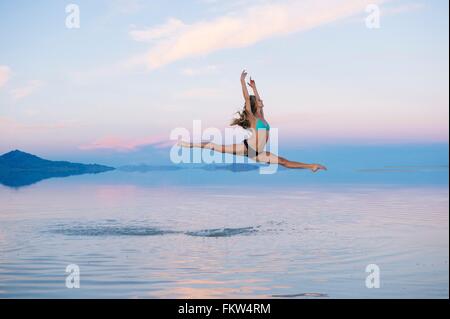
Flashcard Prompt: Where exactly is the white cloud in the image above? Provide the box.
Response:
[11,80,45,101]
[132,0,386,69]
[0,65,11,88]
[130,18,186,42]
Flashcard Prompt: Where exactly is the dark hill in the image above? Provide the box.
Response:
[0,150,115,187]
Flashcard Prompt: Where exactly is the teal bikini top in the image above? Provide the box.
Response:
[256,117,270,131]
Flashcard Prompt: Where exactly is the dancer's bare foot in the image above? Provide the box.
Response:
[310,164,327,173]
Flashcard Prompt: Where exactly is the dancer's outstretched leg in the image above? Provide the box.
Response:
[178,140,246,156]
[255,152,327,172]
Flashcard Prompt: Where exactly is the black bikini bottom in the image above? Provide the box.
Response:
[243,139,260,157]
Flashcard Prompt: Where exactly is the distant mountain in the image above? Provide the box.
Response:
[0,150,115,187]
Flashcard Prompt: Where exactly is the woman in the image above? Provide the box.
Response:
[179,70,327,172]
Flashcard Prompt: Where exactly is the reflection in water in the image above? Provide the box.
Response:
[272,293,329,298]
[0,182,448,298]
[0,170,113,188]
[156,284,271,299]
[0,164,260,188]
[356,165,449,173]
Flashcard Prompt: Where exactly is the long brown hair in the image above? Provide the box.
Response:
[230,95,257,129]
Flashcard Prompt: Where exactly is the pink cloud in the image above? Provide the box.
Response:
[79,135,173,151]
[11,80,45,101]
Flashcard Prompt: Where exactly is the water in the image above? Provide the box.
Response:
[0,168,448,298]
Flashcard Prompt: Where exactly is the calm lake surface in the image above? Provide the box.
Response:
[0,161,448,298]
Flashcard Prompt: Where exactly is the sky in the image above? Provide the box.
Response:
[0,0,448,163]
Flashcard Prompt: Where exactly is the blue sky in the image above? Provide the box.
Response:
[0,0,448,163]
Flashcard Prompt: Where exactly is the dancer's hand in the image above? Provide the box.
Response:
[310,164,327,173]
[240,69,248,81]
[247,77,256,89]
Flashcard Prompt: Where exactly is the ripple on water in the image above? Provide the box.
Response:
[47,224,180,237]
[185,226,259,237]
[45,222,260,238]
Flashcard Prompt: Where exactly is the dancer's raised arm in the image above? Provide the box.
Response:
[240,70,251,114]
[248,77,264,116]
[248,77,262,103]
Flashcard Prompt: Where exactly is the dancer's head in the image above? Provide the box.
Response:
[255,96,264,109]
[249,95,259,113]
[230,95,258,129]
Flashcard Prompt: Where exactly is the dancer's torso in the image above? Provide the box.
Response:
[247,117,270,152]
